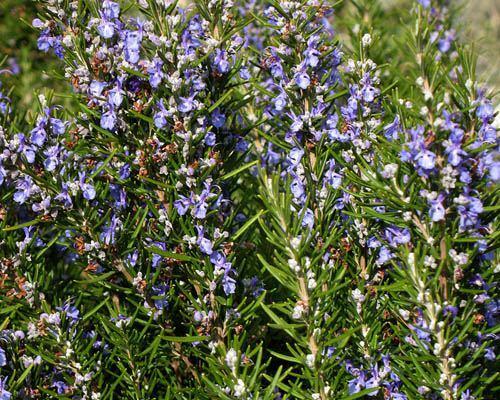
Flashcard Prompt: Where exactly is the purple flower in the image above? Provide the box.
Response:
[52,381,69,395]
[148,58,164,88]
[290,173,305,201]
[288,111,304,133]
[384,115,401,141]
[484,347,496,361]
[32,196,51,214]
[152,283,169,310]
[243,276,264,298]
[89,80,107,99]
[457,195,483,232]
[273,92,288,112]
[30,125,47,147]
[438,30,455,53]
[13,176,38,204]
[429,194,446,222]
[384,226,411,247]
[100,215,122,245]
[82,183,96,200]
[415,149,436,171]
[178,95,196,114]
[324,160,343,189]
[301,208,314,230]
[57,302,80,324]
[110,184,127,208]
[124,30,142,64]
[239,67,251,80]
[154,99,169,129]
[460,390,475,400]
[108,79,124,107]
[174,194,193,216]
[50,118,66,135]
[476,102,494,122]
[16,134,36,163]
[211,108,226,128]
[98,20,115,39]
[304,35,321,67]
[196,225,213,255]
[204,131,216,146]
[55,182,73,208]
[222,274,236,295]
[0,347,6,366]
[377,246,393,265]
[102,0,120,19]
[443,305,458,318]
[294,71,310,90]
[43,145,61,171]
[213,49,230,74]
[210,251,236,295]
[287,147,304,170]
[0,377,11,400]
[101,107,117,130]
[348,371,366,395]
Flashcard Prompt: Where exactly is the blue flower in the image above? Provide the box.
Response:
[124,30,142,64]
[101,107,117,130]
[211,108,226,128]
[55,182,73,208]
[57,302,81,324]
[304,35,321,67]
[13,176,38,204]
[290,173,305,201]
[82,183,96,200]
[214,49,230,74]
[301,208,314,230]
[178,95,196,114]
[148,58,164,88]
[415,149,436,171]
[0,377,11,400]
[102,0,120,19]
[154,99,169,129]
[456,195,483,232]
[376,246,393,265]
[384,115,401,141]
[429,194,446,222]
[196,225,213,255]
[294,71,310,90]
[384,226,411,247]
[287,147,304,170]
[100,215,122,245]
[0,347,6,367]
[98,19,115,39]
[174,194,193,216]
[30,125,47,147]
[204,131,216,146]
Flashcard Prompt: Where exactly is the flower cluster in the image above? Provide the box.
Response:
[0,0,497,399]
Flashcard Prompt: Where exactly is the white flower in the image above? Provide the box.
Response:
[381,163,398,179]
[362,33,372,47]
[234,379,246,397]
[424,255,437,269]
[225,348,239,371]
[292,303,306,319]
[288,258,300,273]
[306,354,315,368]
[449,249,468,266]
[351,288,365,303]
[399,309,410,321]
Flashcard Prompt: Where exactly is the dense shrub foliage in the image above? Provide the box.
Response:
[0,0,498,399]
